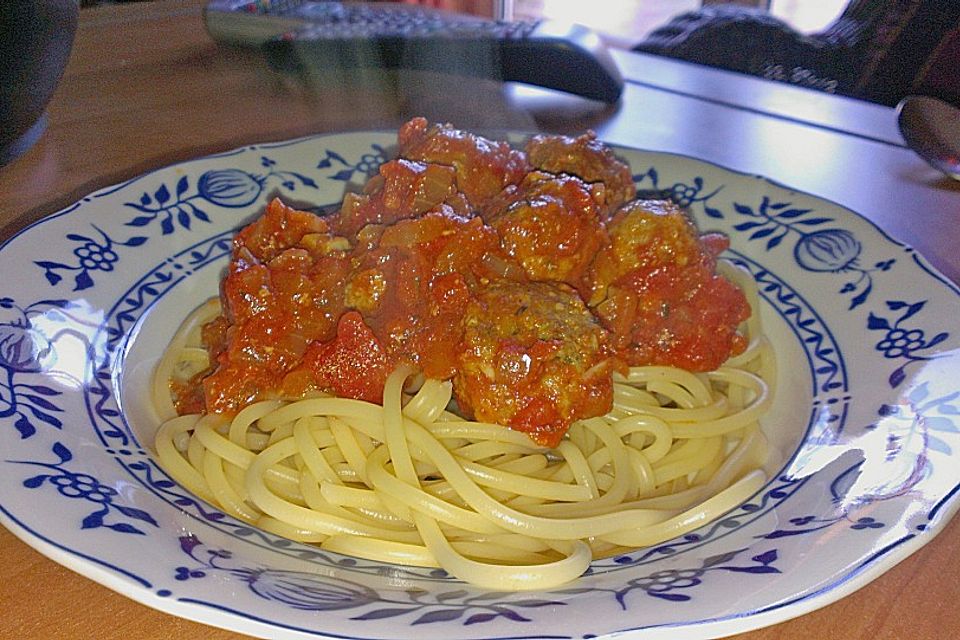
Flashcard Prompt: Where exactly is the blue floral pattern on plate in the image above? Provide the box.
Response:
[0,131,958,640]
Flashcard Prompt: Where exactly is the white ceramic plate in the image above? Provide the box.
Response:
[1,131,958,640]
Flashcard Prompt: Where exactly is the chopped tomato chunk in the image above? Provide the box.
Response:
[285,311,390,404]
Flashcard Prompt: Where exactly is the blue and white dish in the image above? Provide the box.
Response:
[1,130,958,640]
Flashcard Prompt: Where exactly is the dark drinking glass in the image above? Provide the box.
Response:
[0,1,79,165]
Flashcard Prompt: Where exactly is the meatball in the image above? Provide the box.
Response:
[586,199,750,372]
[484,171,609,287]
[345,207,504,381]
[397,117,530,210]
[333,158,471,237]
[454,280,614,448]
[200,199,352,414]
[525,131,636,215]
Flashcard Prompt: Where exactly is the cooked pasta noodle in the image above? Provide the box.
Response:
[151,262,774,590]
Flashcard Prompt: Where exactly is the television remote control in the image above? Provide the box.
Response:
[204,1,624,103]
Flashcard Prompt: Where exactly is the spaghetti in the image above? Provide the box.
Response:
[152,264,773,590]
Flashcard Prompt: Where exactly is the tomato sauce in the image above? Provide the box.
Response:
[175,120,751,448]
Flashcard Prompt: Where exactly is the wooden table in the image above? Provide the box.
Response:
[2,1,959,638]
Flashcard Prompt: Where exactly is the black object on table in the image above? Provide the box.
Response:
[205,0,624,104]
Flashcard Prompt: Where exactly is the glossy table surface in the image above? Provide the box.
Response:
[2,1,959,638]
